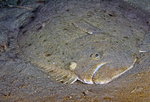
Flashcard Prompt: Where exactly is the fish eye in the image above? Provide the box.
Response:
[91,53,100,60]
[69,62,77,71]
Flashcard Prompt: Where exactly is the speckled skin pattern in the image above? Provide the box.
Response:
[17,0,149,84]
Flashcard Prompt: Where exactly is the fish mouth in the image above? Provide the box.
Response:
[92,63,107,84]
[77,63,107,84]
[78,59,137,84]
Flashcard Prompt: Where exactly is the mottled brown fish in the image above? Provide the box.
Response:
[17,0,149,84]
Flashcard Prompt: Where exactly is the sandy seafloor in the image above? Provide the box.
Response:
[0,0,150,101]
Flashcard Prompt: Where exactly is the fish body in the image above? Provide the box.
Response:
[17,0,149,84]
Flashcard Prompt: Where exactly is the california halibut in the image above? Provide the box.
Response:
[17,0,149,84]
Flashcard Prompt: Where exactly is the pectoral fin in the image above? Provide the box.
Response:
[73,21,104,34]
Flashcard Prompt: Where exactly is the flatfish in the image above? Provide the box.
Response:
[17,0,149,84]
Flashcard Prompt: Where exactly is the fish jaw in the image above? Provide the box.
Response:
[76,63,107,84]
[76,59,136,84]
[92,59,137,84]
[92,63,107,84]
[77,78,94,84]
